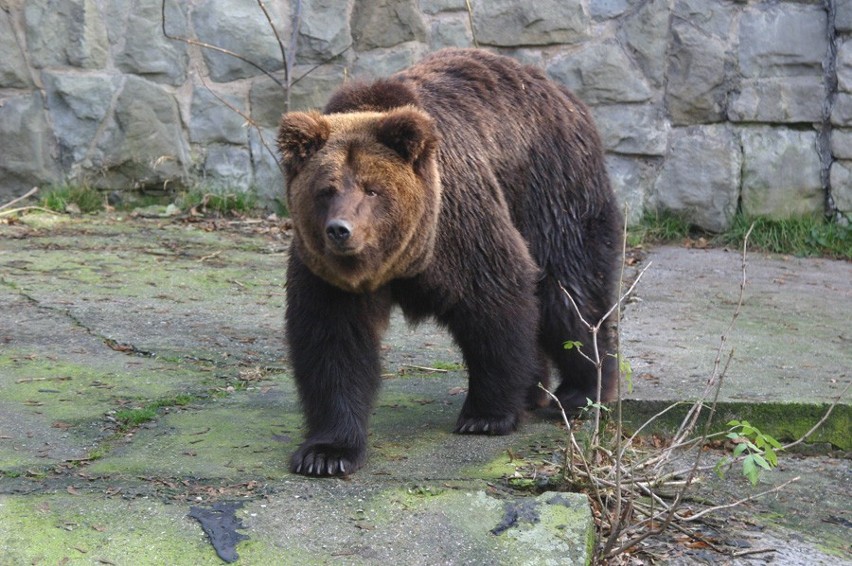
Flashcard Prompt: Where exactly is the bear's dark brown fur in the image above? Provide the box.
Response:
[278,48,623,477]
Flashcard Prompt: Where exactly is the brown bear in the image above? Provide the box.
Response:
[278,48,623,477]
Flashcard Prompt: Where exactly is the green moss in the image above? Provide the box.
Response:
[0,493,227,564]
[620,400,851,451]
[431,361,465,371]
[88,400,298,480]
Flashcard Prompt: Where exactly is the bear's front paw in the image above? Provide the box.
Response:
[290,441,364,477]
[454,412,519,435]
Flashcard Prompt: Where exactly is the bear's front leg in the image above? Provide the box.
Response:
[446,299,539,435]
[286,256,390,476]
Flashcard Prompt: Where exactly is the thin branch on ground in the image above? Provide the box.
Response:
[0,186,39,211]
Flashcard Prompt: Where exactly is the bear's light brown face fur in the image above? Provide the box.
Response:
[278,107,441,293]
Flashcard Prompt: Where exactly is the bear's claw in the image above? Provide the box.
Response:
[290,442,362,477]
[454,413,518,436]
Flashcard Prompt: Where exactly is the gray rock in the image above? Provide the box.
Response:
[92,76,189,190]
[250,65,346,125]
[429,15,474,50]
[352,43,430,80]
[605,155,657,226]
[729,77,825,124]
[620,0,670,88]
[0,92,60,198]
[837,37,852,93]
[24,0,108,69]
[192,0,286,82]
[672,0,734,39]
[297,0,353,64]
[249,76,289,128]
[111,0,189,86]
[830,160,852,214]
[42,72,115,166]
[837,0,852,33]
[189,85,248,145]
[288,65,348,112]
[737,3,827,78]
[590,0,631,20]
[547,40,652,105]
[249,126,285,209]
[831,129,852,160]
[666,20,730,125]
[421,0,468,14]
[653,125,741,232]
[832,93,852,127]
[741,127,823,218]
[0,12,31,88]
[352,0,428,51]
[201,144,253,192]
[593,104,668,156]
[469,0,590,46]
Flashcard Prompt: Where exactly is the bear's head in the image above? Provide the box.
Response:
[278,106,441,293]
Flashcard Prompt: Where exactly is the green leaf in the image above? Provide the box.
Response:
[563,340,583,350]
[764,447,778,467]
[765,435,783,449]
[733,443,748,457]
[743,456,759,485]
[714,458,728,480]
[726,432,741,440]
[753,454,771,470]
[727,420,741,427]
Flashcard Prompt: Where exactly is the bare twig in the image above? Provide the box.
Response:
[779,380,851,452]
[678,476,800,522]
[0,186,38,211]
[0,206,60,218]
[161,0,287,90]
[464,0,478,48]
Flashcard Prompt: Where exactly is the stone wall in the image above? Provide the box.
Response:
[0,0,848,228]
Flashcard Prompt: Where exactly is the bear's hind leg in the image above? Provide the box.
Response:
[286,256,391,476]
[538,278,617,412]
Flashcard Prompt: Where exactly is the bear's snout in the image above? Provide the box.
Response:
[325,218,353,247]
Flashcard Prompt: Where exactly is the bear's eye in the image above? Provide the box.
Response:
[317,186,336,199]
[364,187,379,198]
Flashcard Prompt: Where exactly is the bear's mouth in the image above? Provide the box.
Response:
[325,241,362,257]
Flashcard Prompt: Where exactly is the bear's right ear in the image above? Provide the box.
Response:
[374,107,437,166]
[277,111,331,176]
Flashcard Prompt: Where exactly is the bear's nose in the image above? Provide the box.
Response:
[325,219,353,244]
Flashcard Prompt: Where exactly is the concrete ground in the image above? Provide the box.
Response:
[0,213,849,564]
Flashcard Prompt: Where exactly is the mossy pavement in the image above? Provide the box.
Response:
[0,214,849,564]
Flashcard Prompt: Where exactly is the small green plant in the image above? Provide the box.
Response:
[113,394,193,430]
[114,406,158,429]
[721,214,851,260]
[716,419,783,486]
[627,210,694,247]
[40,184,104,213]
[177,189,259,215]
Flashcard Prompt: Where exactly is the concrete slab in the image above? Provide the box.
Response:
[621,245,851,449]
[1,216,849,563]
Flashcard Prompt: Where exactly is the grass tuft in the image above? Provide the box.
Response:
[40,184,104,213]
[720,214,851,260]
[629,211,851,260]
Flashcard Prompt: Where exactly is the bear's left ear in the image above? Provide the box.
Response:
[277,111,331,177]
[375,107,437,165]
